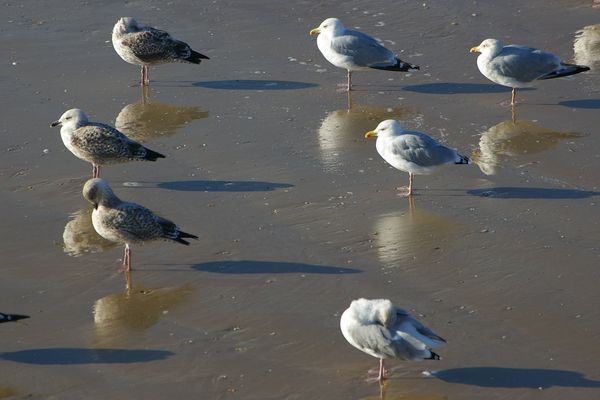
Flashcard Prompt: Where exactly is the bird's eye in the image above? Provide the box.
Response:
[65,116,71,120]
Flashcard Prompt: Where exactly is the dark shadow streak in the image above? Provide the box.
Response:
[468,187,598,199]
[193,80,319,90]
[1,348,174,365]
[192,260,361,274]
[558,99,600,109]
[435,367,600,389]
[158,180,294,192]
[403,82,534,94]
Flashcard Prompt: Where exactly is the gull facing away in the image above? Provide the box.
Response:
[0,312,30,323]
[365,120,469,197]
[340,298,445,382]
[112,17,209,86]
[82,178,197,286]
[470,38,589,105]
[309,18,419,91]
[51,109,165,178]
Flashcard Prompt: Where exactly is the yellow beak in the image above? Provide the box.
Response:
[309,27,320,36]
[470,46,479,53]
[364,130,377,138]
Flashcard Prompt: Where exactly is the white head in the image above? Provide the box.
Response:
[114,17,140,34]
[310,18,346,37]
[470,38,503,58]
[83,178,120,208]
[364,119,402,139]
[51,108,88,129]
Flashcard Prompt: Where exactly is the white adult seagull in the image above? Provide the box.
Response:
[365,120,469,196]
[310,18,419,91]
[340,298,445,382]
[470,38,589,105]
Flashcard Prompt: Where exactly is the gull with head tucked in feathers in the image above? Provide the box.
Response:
[340,298,445,382]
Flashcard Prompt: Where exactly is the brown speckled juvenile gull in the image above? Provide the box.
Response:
[83,178,198,276]
[112,17,209,86]
[340,298,445,382]
[51,109,165,178]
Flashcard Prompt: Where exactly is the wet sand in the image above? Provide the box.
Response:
[1,0,600,398]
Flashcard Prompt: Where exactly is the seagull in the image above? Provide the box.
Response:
[365,120,469,196]
[112,17,209,86]
[340,298,445,382]
[309,18,419,91]
[0,312,30,323]
[470,38,590,105]
[82,178,197,286]
[51,109,165,178]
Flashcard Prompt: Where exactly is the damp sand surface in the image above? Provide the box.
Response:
[1,0,600,399]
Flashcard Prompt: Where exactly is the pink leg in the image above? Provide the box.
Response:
[143,65,150,86]
[124,243,132,272]
[378,358,385,381]
[396,173,414,197]
[511,88,517,105]
[347,70,353,91]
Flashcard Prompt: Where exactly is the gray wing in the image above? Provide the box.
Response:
[395,308,446,344]
[331,30,396,67]
[390,132,457,167]
[123,28,192,63]
[491,45,562,81]
[72,123,150,161]
[346,323,400,358]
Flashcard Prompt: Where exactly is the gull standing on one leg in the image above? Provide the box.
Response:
[309,18,419,91]
[112,17,209,86]
[340,298,446,383]
[365,120,469,196]
[82,178,197,288]
[51,109,165,178]
[470,38,589,105]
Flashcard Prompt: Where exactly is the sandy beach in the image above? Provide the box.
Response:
[1,0,600,398]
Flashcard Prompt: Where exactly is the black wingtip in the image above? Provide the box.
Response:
[143,148,166,161]
[0,313,30,323]
[455,154,469,164]
[427,351,441,360]
[187,50,210,64]
[180,231,199,239]
[538,64,590,80]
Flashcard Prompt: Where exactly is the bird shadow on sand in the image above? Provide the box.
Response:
[192,80,319,90]
[403,82,534,94]
[192,260,361,274]
[468,187,599,199]
[434,367,600,389]
[0,348,173,365]
[157,180,294,192]
[558,99,600,109]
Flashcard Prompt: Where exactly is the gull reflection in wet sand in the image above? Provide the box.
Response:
[93,283,192,343]
[472,119,586,175]
[373,197,459,268]
[63,207,118,256]
[115,86,208,142]
[318,92,421,173]
[360,381,447,400]
[574,24,600,71]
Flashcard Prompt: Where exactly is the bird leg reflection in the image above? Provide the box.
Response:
[123,269,132,292]
[511,103,517,123]
[141,84,150,105]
